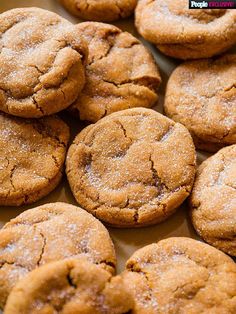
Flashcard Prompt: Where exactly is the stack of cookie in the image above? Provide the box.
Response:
[0,1,235,313]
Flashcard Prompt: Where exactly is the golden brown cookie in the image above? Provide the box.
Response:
[0,7,87,118]
[123,237,236,314]
[164,54,236,152]
[60,0,137,22]
[66,108,196,227]
[68,22,161,123]
[0,202,116,308]
[190,145,236,256]
[5,259,132,314]
[0,113,69,206]
[135,0,236,59]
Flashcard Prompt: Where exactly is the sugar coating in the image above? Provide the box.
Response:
[5,259,132,314]
[135,0,236,59]
[0,202,116,308]
[69,22,161,122]
[0,113,70,206]
[164,54,236,152]
[123,237,236,314]
[190,144,236,256]
[66,108,196,227]
[60,0,137,22]
[0,7,87,118]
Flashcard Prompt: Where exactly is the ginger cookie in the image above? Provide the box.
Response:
[135,0,236,59]
[164,54,236,152]
[0,202,116,308]
[69,22,161,123]
[5,259,132,314]
[190,145,236,256]
[0,7,87,118]
[60,0,137,22]
[0,113,70,206]
[123,237,236,314]
[66,108,196,227]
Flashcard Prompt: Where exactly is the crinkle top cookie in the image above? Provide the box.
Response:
[5,259,132,314]
[0,7,87,118]
[60,0,137,22]
[164,54,236,152]
[0,113,70,206]
[66,108,196,227]
[0,202,116,308]
[190,145,236,256]
[69,22,161,122]
[135,0,236,59]
[123,237,236,314]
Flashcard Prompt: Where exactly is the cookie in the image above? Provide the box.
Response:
[5,259,132,314]
[190,145,236,256]
[66,108,196,227]
[164,54,236,152]
[0,7,87,118]
[135,0,236,59]
[0,113,70,206]
[69,22,161,123]
[0,202,116,308]
[123,237,236,314]
[60,0,137,22]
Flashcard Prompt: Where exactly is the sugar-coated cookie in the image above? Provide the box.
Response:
[5,259,132,314]
[66,108,196,227]
[0,202,116,308]
[123,237,236,313]
[190,145,236,256]
[0,113,69,206]
[60,0,137,22]
[0,7,87,118]
[164,54,236,152]
[135,0,236,59]
[69,22,161,122]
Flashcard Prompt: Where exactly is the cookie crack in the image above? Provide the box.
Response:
[159,125,175,142]
[66,269,77,289]
[102,77,158,94]
[32,121,66,147]
[88,32,119,66]
[0,260,29,271]
[9,165,17,190]
[37,232,47,266]
[149,154,169,194]
[32,95,45,115]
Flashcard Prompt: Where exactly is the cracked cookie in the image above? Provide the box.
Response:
[0,7,87,118]
[0,113,70,206]
[68,22,161,123]
[164,54,236,152]
[0,202,116,308]
[123,237,236,314]
[60,0,137,22]
[5,259,132,314]
[190,145,236,256]
[135,0,236,59]
[66,108,196,227]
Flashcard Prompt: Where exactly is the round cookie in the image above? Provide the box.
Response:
[135,0,236,59]
[0,113,70,206]
[69,22,161,123]
[190,145,236,256]
[5,259,133,314]
[164,54,236,152]
[123,237,236,314]
[66,108,196,227]
[60,0,137,22]
[0,7,87,118]
[0,202,116,308]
